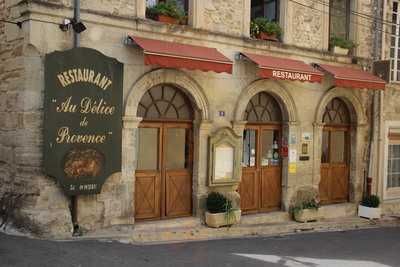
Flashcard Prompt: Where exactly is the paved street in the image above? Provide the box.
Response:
[0,227,399,267]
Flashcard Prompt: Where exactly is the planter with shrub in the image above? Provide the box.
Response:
[358,195,381,219]
[330,35,355,56]
[146,0,186,25]
[205,192,241,228]
[250,18,282,42]
[289,187,321,223]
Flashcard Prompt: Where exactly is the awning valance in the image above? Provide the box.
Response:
[241,52,323,83]
[315,64,386,90]
[128,36,233,74]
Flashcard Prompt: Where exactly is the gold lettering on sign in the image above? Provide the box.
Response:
[80,97,116,115]
[56,127,107,144]
[56,96,77,113]
[56,68,113,90]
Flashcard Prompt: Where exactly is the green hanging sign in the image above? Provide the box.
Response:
[44,48,123,196]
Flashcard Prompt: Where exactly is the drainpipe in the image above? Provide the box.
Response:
[365,1,384,197]
[71,0,81,236]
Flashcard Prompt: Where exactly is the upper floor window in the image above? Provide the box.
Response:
[251,0,279,22]
[390,1,400,82]
[146,0,188,15]
[329,0,350,39]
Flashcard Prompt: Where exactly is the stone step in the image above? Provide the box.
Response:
[129,216,390,244]
[319,203,357,219]
[133,217,201,231]
[240,211,290,225]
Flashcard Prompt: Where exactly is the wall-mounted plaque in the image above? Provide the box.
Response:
[209,128,241,187]
[44,48,123,196]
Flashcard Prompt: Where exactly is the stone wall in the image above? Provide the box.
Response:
[0,0,72,237]
[202,0,245,36]
[32,0,137,18]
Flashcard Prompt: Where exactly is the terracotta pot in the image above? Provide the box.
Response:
[157,15,179,25]
[294,208,320,223]
[257,32,279,42]
[205,210,241,228]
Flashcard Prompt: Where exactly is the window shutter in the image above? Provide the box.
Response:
[373,60,390,83]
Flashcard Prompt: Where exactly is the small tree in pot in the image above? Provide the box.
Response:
[205,192,241,228]
[290,187,321,223]
[358,195,381,219]
[146,0,187,25]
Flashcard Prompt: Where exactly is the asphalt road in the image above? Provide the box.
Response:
[0,227,399,267]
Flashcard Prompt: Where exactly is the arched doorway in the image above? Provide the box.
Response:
[135,84,193,220]
[240,92,283,213]
[320,97,351,204]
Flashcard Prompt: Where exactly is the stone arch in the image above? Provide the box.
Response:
[234,79,298,123]
[315,87,366,126]
[313,87,367,205]
[125,69,209,120]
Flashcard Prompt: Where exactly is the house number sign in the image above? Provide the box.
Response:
[44,48,123,196]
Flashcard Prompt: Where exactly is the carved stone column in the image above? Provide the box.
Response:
[120,115,142,224]
[192,120,213,216]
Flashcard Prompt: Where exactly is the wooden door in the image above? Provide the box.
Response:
[164,123,192,218]
[320,126,350,204]
[240,125,282,213]
[319,98,351,205]
[135,122,192,220]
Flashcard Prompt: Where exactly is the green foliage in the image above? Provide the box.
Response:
[289,187,320,215]
[361,195,380,208]
[206,192,233,214]
[290,198,320,215]
[146,0,186,22]
[250,17,282,38]
[330,35,355,49]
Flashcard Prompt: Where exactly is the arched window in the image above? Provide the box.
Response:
[244,92,282,123]
[322,97,350,125]
[137,84,193,120]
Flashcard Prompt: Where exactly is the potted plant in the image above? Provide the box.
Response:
[289,187,320,223]
[330,35,355,56]
[205,192,241,228]
[146,0,186,25]
[250,17,282,42]
[358,195,381,219]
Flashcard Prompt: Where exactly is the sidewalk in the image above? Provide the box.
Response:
[69,212,400,245]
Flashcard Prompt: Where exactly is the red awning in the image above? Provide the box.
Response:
[315,64,386,90]
[128,36,233,74]
[242,52,323,83]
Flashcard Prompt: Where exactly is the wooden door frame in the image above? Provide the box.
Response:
[135,120,193,220]
[241,123,282,213]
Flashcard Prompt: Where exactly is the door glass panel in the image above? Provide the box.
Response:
[321,131,329,163]
[165,128,188,170]
[261,129,280,166]
[137,128,159,170]
[243,129,257,167]
[330,131,346,163]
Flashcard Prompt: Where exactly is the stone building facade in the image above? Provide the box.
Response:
[0,0,395,238]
